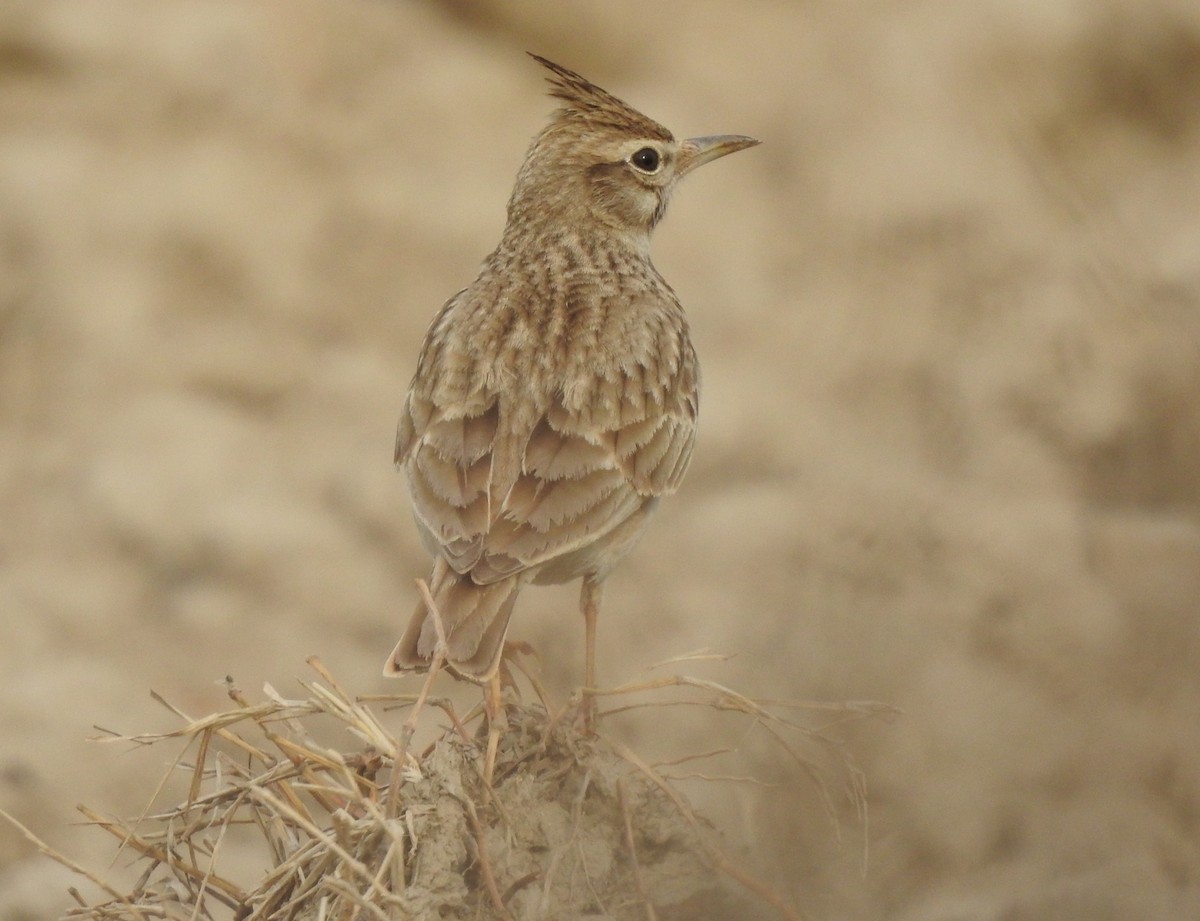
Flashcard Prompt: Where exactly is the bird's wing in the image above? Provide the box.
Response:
[399,351,697,586]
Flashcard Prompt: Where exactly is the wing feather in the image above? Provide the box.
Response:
[399,302,698,589]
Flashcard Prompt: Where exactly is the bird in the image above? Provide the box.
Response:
[384,53,757,730]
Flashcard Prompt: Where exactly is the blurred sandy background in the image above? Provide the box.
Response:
[2,0,1199,917]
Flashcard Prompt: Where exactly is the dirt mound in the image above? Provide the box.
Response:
[22,662,857,920]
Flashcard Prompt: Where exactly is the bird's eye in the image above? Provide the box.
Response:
[630,147,661,173]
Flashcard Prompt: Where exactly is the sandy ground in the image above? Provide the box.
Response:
[1,0,1199,918]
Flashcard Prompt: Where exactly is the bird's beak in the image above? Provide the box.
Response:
[676,134,760,177]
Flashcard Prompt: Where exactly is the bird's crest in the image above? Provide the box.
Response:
[529,53,673,142]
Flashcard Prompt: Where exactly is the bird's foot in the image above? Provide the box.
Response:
[574,689,598,738]
[482,674,508,787]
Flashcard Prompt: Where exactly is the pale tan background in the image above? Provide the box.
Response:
[2,0,1199,918]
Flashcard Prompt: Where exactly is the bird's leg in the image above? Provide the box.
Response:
[483,672,506,787]
[580,575,603,734]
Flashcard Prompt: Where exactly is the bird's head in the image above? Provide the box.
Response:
[504,55,758,245]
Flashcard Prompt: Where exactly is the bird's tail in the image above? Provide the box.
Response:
[384,558,522,683]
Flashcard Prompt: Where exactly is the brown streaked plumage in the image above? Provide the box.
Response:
[385,54,757,700]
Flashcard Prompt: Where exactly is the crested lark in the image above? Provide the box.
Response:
[385,55,757,712]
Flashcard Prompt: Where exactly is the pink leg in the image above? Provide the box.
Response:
[483,672,506,786]
[581,575,603,733]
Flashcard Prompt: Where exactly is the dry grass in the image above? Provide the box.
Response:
[3,650,885,921]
